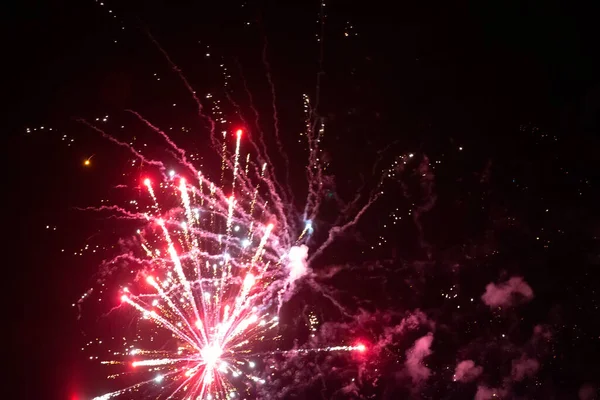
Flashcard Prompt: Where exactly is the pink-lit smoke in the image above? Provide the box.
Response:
[453,360,483,383]
[405,333,434,384]
[579,383,598,400]
[481,276,534,308]
[475,385,509,400]
[511,356,540,382]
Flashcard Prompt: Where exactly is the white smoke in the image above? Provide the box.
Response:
[278,245,311,304]
[287,245,310,283]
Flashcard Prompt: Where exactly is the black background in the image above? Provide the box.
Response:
[6,0,600,399]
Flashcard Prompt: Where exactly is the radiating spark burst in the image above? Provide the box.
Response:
[87,120,383,399]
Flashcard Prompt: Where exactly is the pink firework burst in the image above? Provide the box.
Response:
[85,117,379,399]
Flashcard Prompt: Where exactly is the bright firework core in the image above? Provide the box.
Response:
[201,344,223,368]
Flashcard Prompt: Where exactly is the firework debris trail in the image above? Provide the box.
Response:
[232,59,274,177]
[261,38,294,206]
[76,119,167,177]
[233,63,299,241]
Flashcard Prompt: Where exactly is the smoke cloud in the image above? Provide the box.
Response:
[579,383,597,400]
[475,385,509,400]
[453,360,483,382]
[287,245,310,282]
[511,356,540,381]
[405,333,434,384]
[481,276,534,308]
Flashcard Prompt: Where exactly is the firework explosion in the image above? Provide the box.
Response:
[82,92,380,399]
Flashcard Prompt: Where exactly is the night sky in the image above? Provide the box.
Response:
[8,0,600,399]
